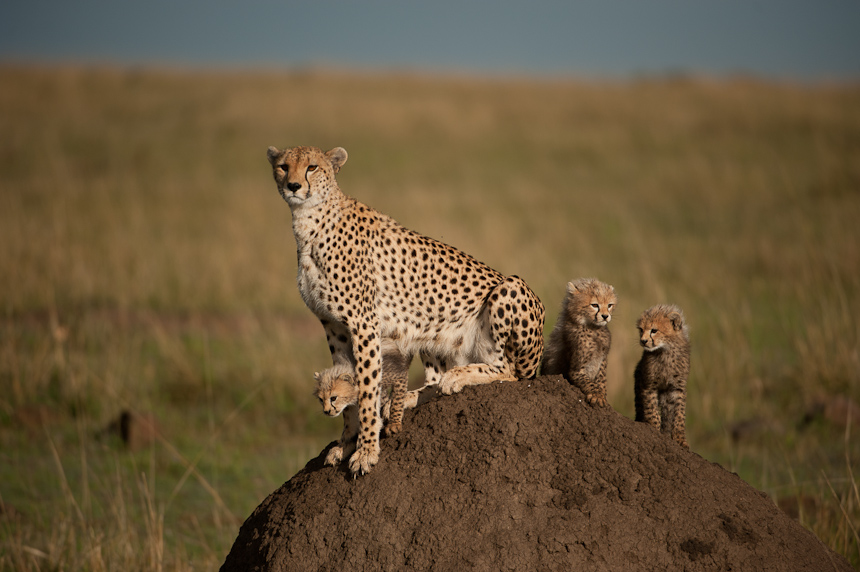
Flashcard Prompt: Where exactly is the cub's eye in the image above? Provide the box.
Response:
[591,304,599,309]
[608,304,614,309]
[329,396,337,404]
[651,328,658,334]
[307,165,318,173]
[277,164,288,172]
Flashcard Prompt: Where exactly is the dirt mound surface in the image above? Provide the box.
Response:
[221,376,851,571]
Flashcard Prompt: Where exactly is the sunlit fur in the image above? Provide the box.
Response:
[634,304,691,448]
[541,278,617,407]
[267,145,545,475]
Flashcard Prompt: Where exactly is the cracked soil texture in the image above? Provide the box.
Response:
[221,376,852,572]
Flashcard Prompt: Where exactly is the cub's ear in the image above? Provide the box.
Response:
[313,371,322,382]
[669,312,684,331]
[341,372,355,385]
[267,146,282,166]
[567,279,587,295]
[326,147,348,173]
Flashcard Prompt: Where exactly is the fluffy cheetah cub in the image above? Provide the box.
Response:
[314,347,437,466]
[313,364,366,467]
[634,304,691,449]
[267,145,545,475]
[541,278,616,407]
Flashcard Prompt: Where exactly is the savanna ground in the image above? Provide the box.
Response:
[0,65,858,570]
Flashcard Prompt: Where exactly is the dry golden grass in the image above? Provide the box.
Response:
[1,64,859,568]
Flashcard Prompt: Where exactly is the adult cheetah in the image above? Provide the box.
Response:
[266,145,545,475]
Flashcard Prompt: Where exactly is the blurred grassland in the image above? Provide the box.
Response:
[1,65,859,569]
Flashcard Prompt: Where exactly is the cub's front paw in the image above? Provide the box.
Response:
[348,444,379,475]
[325,445,344,466]
[585,393,608,407]
[383,421,402,436]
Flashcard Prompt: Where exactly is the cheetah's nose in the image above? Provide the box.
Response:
[601,314,609,321]
[286,182,302,193]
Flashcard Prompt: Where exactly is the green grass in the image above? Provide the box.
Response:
[1,65,859,569]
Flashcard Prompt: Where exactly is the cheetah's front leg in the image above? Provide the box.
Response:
[380,346,411,436]
[573,357,608,407]
[661,387,689,449]
[346,318,384,476]
[634,379,661,431]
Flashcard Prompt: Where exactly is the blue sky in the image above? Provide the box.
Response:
[2,1,859,79]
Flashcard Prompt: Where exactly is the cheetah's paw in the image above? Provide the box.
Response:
[348,444,379,476]
[438,377,465,395]
[585,393,608,408]
[383,421,402,436]
[324,445,344,466]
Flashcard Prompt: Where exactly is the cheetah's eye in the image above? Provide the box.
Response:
[329,396,337,404]
[608,304,614,310]
[651,328,658,334]
[307,165,318,173]
[591,304,599,309]
[277,164,288,172]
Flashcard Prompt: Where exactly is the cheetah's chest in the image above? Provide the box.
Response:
[641,350,688,387]
[296,246,325,312]
[296,242,354,323]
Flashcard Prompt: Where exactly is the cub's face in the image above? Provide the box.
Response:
[266,146,348,207]
[313,371,358,417]
[636,307,686,352]
[569,279,617,328]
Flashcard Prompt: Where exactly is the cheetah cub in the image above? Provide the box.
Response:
[313,364,366,467]
[314,347,437,466]
[634,304,691,449]
[313,341,408,465]
[541,278,616,407]
[267,145,545,475]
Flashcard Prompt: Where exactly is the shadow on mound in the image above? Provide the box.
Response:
[221,376,851,572]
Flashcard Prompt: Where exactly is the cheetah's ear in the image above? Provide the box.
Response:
[669,312,684,331]
[341,372,355,385]
[326,147,348,173]
[567,278,592,294]
[313,371,322,382]
[267,146,282,166]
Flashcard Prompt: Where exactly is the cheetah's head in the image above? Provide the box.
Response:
[313,365,359,417]
[567,278,617,328]
[266,145,348,208]
[636,304,688,352]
